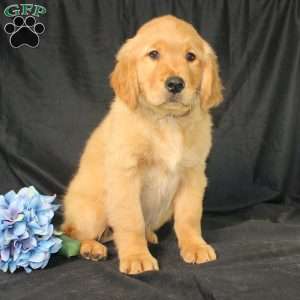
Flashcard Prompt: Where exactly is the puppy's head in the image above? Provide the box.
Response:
[110,15,223,116]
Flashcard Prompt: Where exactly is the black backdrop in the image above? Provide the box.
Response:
[1,0,300,211]
[1,1,300,299]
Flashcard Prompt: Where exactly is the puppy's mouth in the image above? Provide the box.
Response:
[166,93,183,103]
[158,97,193,117]
[139,93,195,117]
[160,92,196,114]
[161,100,190,110]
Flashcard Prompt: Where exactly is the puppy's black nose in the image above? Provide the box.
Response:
[165,76,185,94]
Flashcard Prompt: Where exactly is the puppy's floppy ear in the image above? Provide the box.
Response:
[110,39,139,109]
[200,42,223,111]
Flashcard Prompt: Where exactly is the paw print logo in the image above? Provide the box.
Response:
[4,16,45,48]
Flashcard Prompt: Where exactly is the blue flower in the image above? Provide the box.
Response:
[0,186,62,273]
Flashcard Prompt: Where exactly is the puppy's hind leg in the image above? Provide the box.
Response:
[62,190,108,261]
[146,229,158,244]
[80,240,107,261]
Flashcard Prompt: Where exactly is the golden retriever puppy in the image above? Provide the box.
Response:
[62,15,223,274]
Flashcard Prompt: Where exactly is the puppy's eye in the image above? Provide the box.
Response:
[148,50,160,60]
[186,52,196,62]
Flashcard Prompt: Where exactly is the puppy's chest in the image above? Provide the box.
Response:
[141,120,185,229]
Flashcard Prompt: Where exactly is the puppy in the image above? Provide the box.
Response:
[62,15,223,274]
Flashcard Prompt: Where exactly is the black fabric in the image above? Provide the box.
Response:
[1,0,300,299]
[1,0,300,211]
[1,205,300,300]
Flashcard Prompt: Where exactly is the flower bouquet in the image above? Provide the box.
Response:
[0,186,62,273]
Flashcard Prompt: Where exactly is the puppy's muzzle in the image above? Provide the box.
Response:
[165,76,185,96]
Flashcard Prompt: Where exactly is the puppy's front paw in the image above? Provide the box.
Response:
[120,253,159,274]
[80,240,107,261]
[180,242,216,264]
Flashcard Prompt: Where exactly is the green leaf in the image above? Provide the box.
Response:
[58,234,81,258]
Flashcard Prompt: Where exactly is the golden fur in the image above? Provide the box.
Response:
[62,15,223,274]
